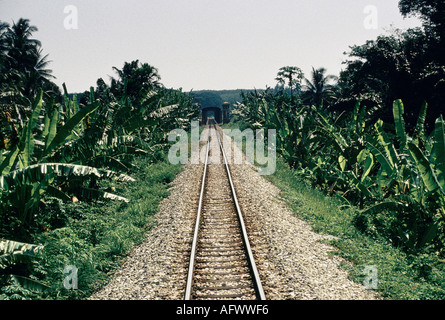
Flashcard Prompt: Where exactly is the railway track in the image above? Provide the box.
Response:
[184,120,266,300]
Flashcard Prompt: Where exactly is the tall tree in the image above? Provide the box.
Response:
[1,18,55,99]
[275,66,304,101]
[110,60,162,103]
[302,67,337,107]
[0,18,58,150]
[340,24,444,132]
[399,0,445,33]
[399,0,445,65]
[0,21,10,90]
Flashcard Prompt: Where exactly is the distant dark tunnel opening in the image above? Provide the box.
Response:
[202,107,222,123]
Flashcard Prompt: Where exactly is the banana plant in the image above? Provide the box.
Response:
[0,239,43,268]
[431,115,445,189]
[361,101,445,251]
[0,239,49,294]
[0,88,100,175]
[0,162,135,225]
[0,88,136,226]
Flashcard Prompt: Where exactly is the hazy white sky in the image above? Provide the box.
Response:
[0,0,422,93]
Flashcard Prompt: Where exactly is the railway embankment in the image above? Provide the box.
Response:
[90,125,379,300]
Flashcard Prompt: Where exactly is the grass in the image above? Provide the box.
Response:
[222,119,445,300]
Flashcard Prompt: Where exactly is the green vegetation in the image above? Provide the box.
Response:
[266,157,445,300]
[0,18,199,299]
[228,0,445,300]
[1,156,181,299]
[225,113,445,299]
[2,0,445,300]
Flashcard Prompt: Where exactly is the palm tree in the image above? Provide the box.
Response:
[21,47,55,97]
[110,60,162,102]
[3,18,55,99]
[0,18,56,146]
[302,67,338,107]
[275,66,304,101]
[0,21,10,88]
[5,19,41,72]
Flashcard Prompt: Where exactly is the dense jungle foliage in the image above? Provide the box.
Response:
[0,18,199,299]
[1,0,445,300]
[233,0,445,264]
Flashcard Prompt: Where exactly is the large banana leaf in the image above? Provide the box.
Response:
[0,96,100,174]
[0,239,43,268]
[22,89,44,168]
[43,107,59,151]
[345,171,373,198]
[408,142,443,194]
[10,275,49,292]
[414,101,428,146]
[393,99,407,150]
[0,163,135,190]
[361,201,408,216]
[316,109,348,153]
[42,101,100,158]
[0,145,20,176]
[366,139,395,177]
[1,163,135,223]
[0,90,44,175]
[79,187,130,203]
[120,115,158,133]
[374,119,399,169]
[361,152,375,182]
[53,134,149,170]
[432,115,445,187]
[0,238,49,293]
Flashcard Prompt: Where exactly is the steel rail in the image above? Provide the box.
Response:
[213,124,266,300]
[184,122,211,300]
[184,120,266,300]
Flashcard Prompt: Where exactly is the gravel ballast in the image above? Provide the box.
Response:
[90,128,380,300]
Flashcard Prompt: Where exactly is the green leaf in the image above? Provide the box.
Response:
[356,149,369,164]
[22,89,44,168]
[42,110,51,138]
[345,171,373,197]
[0,239,43,268]
[393,99,407,150]
[121,115,157,133]
[408,142,443,194]
[339,155,347,172]
[79,187,130,202]
[42,102,100,157]
[10,275,49,292]
[0,145,20,176]
[374,119,398,168]
[361,201,408,216]
[414,101,427,144]
[44,108,59,152]
[366,139,394,176]
[316,112,348,153]
[45,185,71,202]
[432,115,445,188]
[362,153,374,182]
[1,163,135,194]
